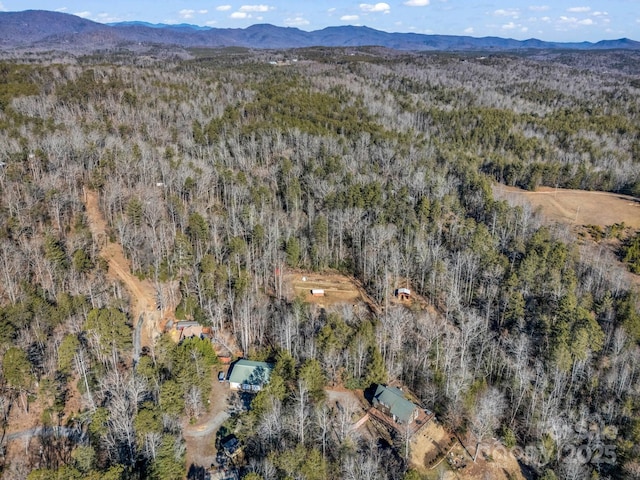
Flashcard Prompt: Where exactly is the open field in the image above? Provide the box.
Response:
[495,185,640,228]
[283,271,439,314]
[284,271,379,311]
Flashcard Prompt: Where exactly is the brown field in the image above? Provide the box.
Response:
[409,419,452,468]
[284,271,439,315]
[284,271,379,311]
[495,184,640,289]
[495,185,640,228]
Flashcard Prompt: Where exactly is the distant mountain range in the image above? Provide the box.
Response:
[1,10,639,52]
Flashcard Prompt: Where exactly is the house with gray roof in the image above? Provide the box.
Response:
[228,359,273,392]
[372,384,419,425]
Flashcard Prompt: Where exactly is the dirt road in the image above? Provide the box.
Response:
[183,375,230,471]
[83,189,161,349]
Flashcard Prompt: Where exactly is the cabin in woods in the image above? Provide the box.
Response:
[395,288,411,300]
[228,359,273,392]
[372,384,419,425]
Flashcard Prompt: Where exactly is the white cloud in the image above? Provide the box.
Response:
[494,8,520,18]
[96,12,122,22]
[74,11,91,18]
[0,2,6,11]
[521,26,529,32]
[328,7,336,13]
[464,27,474,34]
[230,11,249,19]
[216,5,232,11]
[360,3,390,13]
[591,11,608,17]
[541,16,551,22]
[206,20,218,25]
[567,6,591,13]
[529,5,550,12]
[557,15,593,26]
[239,5,273,12]
[55,7,68,12]
[284,16,310,26]
[341,14,359,21]
[502,22,517,30]
[178,8,209,18]
[404,0,430,6]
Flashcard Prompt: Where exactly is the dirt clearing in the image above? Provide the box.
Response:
[409,420,526,480]
[284,271,379,311]
[495,185,640,228]
[183,370,230,472]
[409,419,452,469]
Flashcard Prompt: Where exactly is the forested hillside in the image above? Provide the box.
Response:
[0,47,639,479]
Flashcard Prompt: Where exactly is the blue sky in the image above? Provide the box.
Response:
[2,1,639,41]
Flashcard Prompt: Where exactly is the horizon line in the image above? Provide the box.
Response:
[5,9,639,45]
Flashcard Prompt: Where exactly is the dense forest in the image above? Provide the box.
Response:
[0,46,639,480]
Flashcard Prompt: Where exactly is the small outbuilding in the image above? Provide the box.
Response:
[310,289,325,297]
[395,288,411,300]
[173,321,204,341]
[228,359,273,392]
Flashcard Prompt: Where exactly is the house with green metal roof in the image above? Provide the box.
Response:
[228,359,273,392]
[372,384,419,425]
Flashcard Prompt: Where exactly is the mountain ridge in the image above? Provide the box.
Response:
[1,9,639,52]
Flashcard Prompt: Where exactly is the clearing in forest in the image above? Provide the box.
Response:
[495,185,640,228]
[409,420,526,480]
[387,280,435,314]
[284,271,379,312]
[409,419,452,470]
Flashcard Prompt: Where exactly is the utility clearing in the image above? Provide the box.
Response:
[83,189,166,349]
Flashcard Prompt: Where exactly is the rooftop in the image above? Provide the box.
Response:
[373,384,418,424]
[228,359,273,388]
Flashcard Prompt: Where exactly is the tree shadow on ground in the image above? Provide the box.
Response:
[187,463,206,480]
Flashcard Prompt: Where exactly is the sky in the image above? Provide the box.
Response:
[1,1,639,42]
